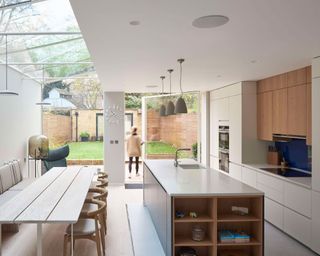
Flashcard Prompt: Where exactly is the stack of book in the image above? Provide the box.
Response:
[219,230,251,243]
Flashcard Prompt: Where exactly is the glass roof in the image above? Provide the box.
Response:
[0,0,97,83]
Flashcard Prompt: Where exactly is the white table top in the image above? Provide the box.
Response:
[144,159,264,196]
[0,166,96,224]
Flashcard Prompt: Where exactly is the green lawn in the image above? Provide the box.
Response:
[66,141,188,160]
[67,141,103,160]
[146,141,177,154]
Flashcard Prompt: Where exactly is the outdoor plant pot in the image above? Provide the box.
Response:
[81,136,89,142]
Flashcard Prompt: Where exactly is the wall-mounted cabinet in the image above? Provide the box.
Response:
[257,66,311,143]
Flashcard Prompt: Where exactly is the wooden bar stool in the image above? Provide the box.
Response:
[63,199,106,256]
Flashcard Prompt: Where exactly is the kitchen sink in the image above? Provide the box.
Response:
[178,164,204,170]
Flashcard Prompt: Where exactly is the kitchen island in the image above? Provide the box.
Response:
[143,159,264,256]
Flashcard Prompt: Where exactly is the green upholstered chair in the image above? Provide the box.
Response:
[43,145,69,172]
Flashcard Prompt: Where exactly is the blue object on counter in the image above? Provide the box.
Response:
[175,211,185,218]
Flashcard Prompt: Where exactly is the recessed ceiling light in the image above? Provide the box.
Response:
[146,85,158,88]
[129,20,140,26]
[250,60,257,64]
[192,15,229,28]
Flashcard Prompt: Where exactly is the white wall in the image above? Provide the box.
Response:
[104,91,125,184]
[0,66,41,177]
[200,91,210,167]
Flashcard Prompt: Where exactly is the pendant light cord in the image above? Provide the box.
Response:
[160,76,165,95]
[167,69,173,95]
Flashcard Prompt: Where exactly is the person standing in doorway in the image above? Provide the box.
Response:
[126,126,143,179]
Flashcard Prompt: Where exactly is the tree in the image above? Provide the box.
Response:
[70,76,103,109]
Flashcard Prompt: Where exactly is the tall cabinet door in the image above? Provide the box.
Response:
[229,95,242,164]
[257,91,273,140]
[287,84,307,136]
[312,77,320,192]
[273,88,288,134]
[210,99,219,157]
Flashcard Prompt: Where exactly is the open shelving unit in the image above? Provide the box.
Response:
[173,196,263,256]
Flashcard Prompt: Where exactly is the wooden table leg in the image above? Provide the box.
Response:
[0,224,2,256]
[37,223,42,256]
[71,224,74,256]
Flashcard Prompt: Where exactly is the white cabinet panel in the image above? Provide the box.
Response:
[229,162,242,181]
[229,95,242,164]
[242,167,257,188]
[284,181,311,218]
[216,97,229,122]
[312,77,320,192]
[311,191,320,254]
[210,100,219,157]
[265,197,284,230]
[257,172,284,203]
[312,57,320,78]
[210,156,219,171]
[284,207,311,247]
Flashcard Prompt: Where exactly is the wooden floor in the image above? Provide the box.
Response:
[2,185,142,256]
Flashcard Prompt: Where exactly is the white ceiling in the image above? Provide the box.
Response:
[70,0,320,92]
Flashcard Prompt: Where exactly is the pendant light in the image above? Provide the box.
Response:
[159,75,166,116]
[0,35,19,96]
[175,58,187,114]
[166,69,175,115]
[36,65,51,106]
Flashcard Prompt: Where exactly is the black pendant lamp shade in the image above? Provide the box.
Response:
[175,58,187,114]
[166,69,175,115]
[159,76,166,116]
[0,35,19,96]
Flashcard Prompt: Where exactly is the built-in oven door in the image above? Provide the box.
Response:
[219,150,229,173]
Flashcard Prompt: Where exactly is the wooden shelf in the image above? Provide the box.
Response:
[175,236,214,247]
[217,214,260,222]
[217,238,261,247]
[174,214,213,223]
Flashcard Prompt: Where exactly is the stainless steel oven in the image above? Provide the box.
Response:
[219,125,229,172]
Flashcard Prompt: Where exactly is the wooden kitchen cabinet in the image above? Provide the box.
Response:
[257,92,273,140]
[272,88,288,135]
[306,66,312,84]
[287,84,307,136]
[307,83,312,145]
[287,67,307,87]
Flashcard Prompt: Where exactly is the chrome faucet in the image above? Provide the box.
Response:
[174,148,191,167]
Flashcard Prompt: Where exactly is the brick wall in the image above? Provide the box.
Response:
[43,112,71,147]
[147,109,198,148]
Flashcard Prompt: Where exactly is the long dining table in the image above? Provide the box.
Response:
[0,165,97,256]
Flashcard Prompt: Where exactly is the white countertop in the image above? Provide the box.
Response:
[243,163,312,189]
[144,159,264,196]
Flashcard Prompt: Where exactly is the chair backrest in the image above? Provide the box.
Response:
[11,160,23,183]
[43,145,69,172]
[0,164,15,193]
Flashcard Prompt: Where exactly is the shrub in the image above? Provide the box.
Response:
[80,131,90,138]
[192,142,198,159]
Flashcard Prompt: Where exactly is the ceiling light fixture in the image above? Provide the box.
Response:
[0,35,19,96]
[159,76,166,116]
[129,20,140,26]
[192,15,229,29]
[166,69,175,115]
[175,58,187,114]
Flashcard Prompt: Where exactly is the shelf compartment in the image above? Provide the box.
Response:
[175,236,214,247]
[175,246,214,256]
[217,197,262,222]
[174,197,215,221]
[217,214,260,223]
[175,214,214,223]
[217,245,262,256]
[217,222,262,248]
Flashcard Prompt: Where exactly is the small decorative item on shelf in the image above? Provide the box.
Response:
[189,211,198,218]
[219,230,235,243]
[192,226,205,241]
[231,206,249,216]
[178,247,197,256]
[234,231,250,243]
[175,210,185,218]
